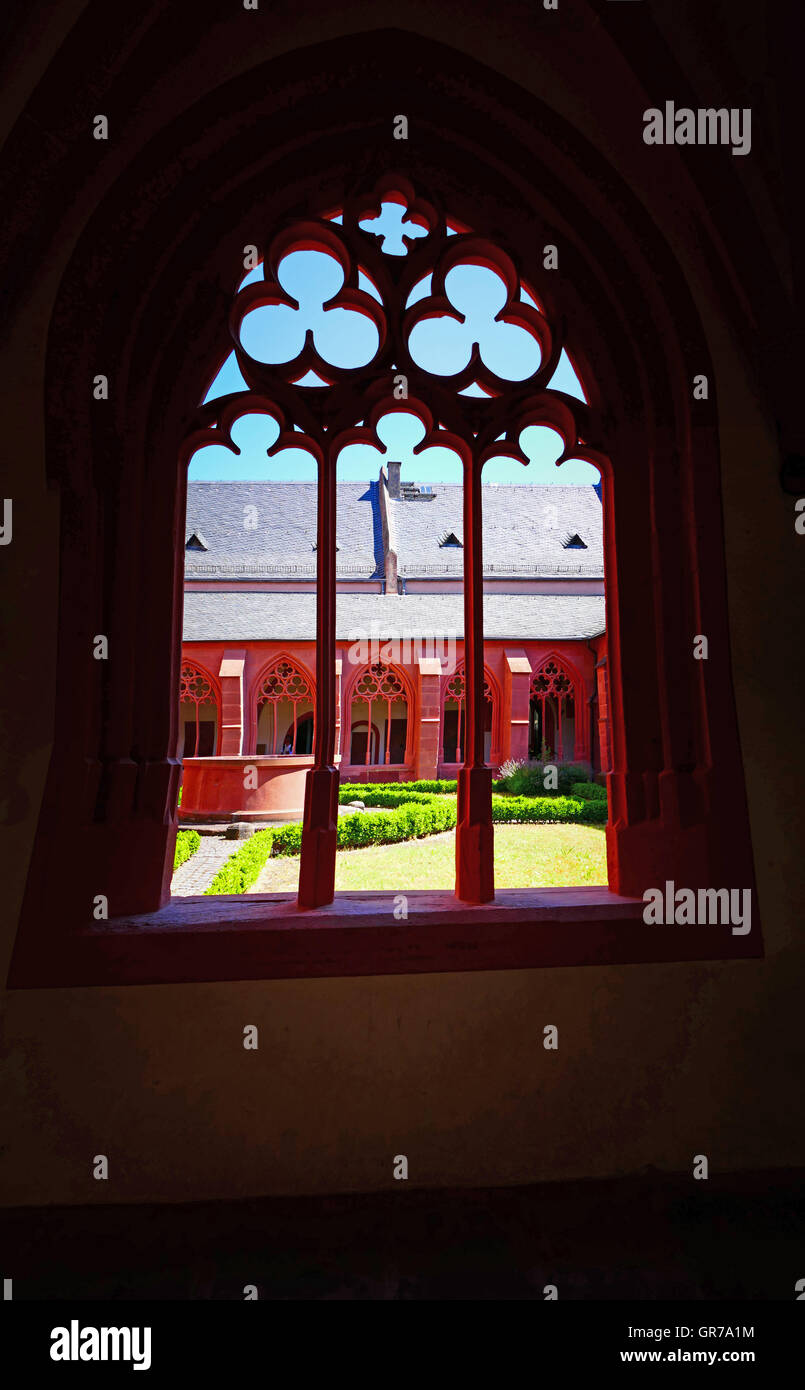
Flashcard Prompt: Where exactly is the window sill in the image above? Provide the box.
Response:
[11,887,762,988]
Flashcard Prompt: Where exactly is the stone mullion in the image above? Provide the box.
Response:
[298,444,339,908]
[455,451,494,902]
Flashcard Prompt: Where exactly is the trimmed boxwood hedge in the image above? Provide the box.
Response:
[340,780,457,802]
[173,829,200,871]
[570,781,608,801]
[490,793,607,824]
[205,829,275,895]
[203,783,609,894]
[339,784,451,809]
[272,793,457,856]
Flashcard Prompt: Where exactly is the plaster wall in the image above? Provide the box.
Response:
[1,1,802,1206]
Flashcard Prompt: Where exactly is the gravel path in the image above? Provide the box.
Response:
[171,837,236,896]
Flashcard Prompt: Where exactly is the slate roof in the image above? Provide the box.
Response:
[183,592,606,642]
[184,481,383,579]
[390,484,603,577]
[184,480,603,580]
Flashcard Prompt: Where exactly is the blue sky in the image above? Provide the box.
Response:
[190,207,599,487]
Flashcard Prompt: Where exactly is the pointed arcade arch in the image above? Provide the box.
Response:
[347,661,413,769]
[179,661,220,758]
[253,656,316,757]
[441,664,498,767]
[529,653,586,764]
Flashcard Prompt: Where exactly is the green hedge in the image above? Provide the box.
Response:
[173,829,200,871]
[400,779,458,795]
[340,779,457,802]
[339,785,450,809]
[203,782,608,894]
[273,794,457,857]
[205,829,275,895]
[491,794,606,825]
[273,792,603,857]
[570,781,608,801]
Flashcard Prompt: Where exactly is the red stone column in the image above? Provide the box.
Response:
[456,454,494,902]
[596,654,611,774]
[218,650,245,755]
[334,657,342,763]
[573,674,591,764]
[298,447,339,908]
[503,650,532,763]
[415,656,442,780]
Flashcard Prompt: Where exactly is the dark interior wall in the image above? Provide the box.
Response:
[1,0,803,1205]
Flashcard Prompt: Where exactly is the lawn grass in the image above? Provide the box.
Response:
[248,822,607,893]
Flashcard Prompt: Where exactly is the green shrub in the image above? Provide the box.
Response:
[556,763,592,794]
[271,823,304,856]
[205,829,275,895]
[494,762,543,796]
[570,781,607,801]
[496,758,526,781]
[495,761,592,797]
[173,829,200,871]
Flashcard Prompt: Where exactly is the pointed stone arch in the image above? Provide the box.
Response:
[529,651,587,764]
[178,659,221,759]
[252,654,316,757]
[8,24,759,977]
[346,660,414,771]
[440,662,499,767]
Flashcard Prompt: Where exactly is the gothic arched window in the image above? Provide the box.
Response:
[349,662,409,767]
[179,662,219,758]
[184,175,603,905]
[529,657,581,764]
[255,658,315,756]
[442,666,496,766]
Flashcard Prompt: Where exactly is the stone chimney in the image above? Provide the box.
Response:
[387,460,401,499]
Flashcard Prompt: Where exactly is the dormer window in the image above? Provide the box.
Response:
[439,531,463,548]
[563,532,587,549]
[185,531,208,551]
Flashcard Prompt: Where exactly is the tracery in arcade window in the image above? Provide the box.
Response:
[179,662,218,758]
[183,174,603,905]
[350,662,409,767]
[442,666,495,766]
[529,657,578,763]
[256,659,315,756]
